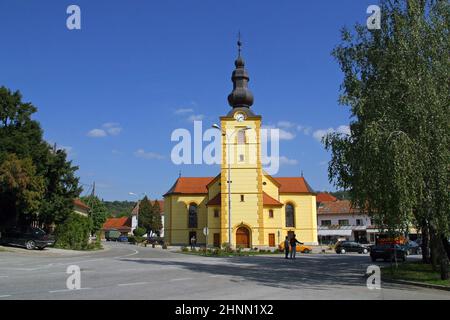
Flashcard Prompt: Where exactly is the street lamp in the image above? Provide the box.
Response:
[212,124,251,248]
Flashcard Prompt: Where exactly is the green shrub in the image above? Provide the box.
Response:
[133,227,146,237]
[128,235,136,244]
[162,244,168,250]
[221,242,232,253]
[181,246,189,252]
[134,236,144,243]
[54,213,92,250]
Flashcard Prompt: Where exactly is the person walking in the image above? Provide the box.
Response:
[290,234,303,259]
[190,235,196,250]
[284,236,290,259]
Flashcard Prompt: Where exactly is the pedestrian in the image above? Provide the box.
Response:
[290,234,303,259]
[190,235,196,250]
[284,236,290,259]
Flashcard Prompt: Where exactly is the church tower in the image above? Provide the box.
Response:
[219,39,264,247]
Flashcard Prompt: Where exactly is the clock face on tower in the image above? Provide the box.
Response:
[234,112,245,122]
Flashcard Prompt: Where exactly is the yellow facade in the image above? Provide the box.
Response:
[163,111,318,248]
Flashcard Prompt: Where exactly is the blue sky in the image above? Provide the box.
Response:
[0,0,377,201]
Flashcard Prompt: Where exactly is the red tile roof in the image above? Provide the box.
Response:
[164,176,315,197]
[163,177,215,196]
[73,199,90,210]
[317,200,360,215]
[273,177,315,193]
[262,192,283,206]
[102,217,131,231]
[316,193,337,203]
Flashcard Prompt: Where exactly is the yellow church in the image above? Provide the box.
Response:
[163,42,318,249]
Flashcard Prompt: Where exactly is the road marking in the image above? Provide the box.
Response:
[0,276,9,278]
[49,288,91,293]
[0,295,11,298]
[170,277,193,282]
[114,249,139,259]
[117,282,148,287]
[209,275,226,278]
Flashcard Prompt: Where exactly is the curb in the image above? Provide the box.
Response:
[382,277,450,292]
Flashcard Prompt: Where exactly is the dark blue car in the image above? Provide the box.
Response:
[117,235,128,242]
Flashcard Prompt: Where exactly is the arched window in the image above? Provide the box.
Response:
[237,130,246,145]
[188,203,198,228]
[285,204,295,227]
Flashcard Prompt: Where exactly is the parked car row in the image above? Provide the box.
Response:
[0,226,55,250]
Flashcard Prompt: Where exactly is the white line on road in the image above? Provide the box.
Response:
[49,288,92,293]
[0,276,9,278]
[117,282,148,287]
[170,278,193,282]
[113,249,139,259]
[0,295,11,298]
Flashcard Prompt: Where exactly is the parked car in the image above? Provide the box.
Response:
[117,235,128,242]
[370,244,407,262]
[335,241,369,254]
[0,226,55,250]
[278,242,312,253]
[403,240,422,255]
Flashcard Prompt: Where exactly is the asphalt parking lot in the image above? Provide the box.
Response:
[0,242,449,300]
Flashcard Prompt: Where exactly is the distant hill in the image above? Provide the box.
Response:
[103,201,136,217]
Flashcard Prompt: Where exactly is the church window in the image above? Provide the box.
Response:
[240,195,245,202]
[269,210,274,218]
[188,203,198,228]
[237,130,246,144]
[285,204,295,227]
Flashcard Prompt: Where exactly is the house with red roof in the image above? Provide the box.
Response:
[102,216,132,236]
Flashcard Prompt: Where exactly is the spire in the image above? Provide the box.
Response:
[227,34,254,109]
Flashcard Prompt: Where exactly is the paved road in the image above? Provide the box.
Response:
[0,242,449,300]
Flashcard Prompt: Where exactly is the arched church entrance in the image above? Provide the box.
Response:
[236,226,250,248]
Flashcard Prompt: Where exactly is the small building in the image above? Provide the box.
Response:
[102,217,132,236]
[73,199,90,217]
[316,196,372,244]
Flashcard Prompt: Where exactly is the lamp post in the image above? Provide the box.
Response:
[212,124,251,248]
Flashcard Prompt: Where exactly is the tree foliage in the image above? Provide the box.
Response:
[326,0,449,278]
[138,196,153,231]
[0,86,81,228]
[0,154,45,225]
[81,195,108,234]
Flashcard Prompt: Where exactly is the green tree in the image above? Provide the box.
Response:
[151,200,163,236]
[0,86,81,228]
[325,0,449,279]
[39,148,81,226]
[138,196,153,232]
[81,195,108,234]
[0,154,45,225]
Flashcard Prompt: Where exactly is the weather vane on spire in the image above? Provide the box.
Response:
[237,31,242,57]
